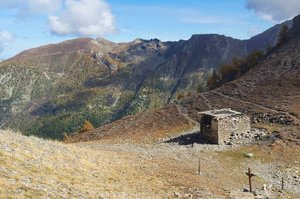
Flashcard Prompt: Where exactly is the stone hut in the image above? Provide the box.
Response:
[199,109,250,144]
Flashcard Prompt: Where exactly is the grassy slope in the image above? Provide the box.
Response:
[0,130,181,198]
[66,105,195,144]
[1,129,299,198]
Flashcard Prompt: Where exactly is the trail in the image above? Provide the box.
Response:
[200,93,212,109]
[211,91,299,123]
[175,103,199,130]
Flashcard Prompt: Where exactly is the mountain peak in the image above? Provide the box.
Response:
[10,38,94,59]
[132,38,145,44]
[290,14,300,37]
[95,37,115,45]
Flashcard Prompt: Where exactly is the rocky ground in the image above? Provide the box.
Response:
[0,128,299,198]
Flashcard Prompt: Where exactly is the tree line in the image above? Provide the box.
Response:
[206,23,292,90]
[206,50,264,90]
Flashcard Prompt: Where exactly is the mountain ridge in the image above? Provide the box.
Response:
[0,19,294,139]
[67,15,300,144]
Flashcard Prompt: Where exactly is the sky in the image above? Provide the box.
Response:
[0,0,300,59]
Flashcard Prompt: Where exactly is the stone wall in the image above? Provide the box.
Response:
[200,114,251,144]
[216,115,251,144]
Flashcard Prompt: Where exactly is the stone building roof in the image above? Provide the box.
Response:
[199,109,242,119]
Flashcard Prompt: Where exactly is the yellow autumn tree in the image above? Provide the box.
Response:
[79,120,95,133]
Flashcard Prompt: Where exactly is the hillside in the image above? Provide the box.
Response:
[1,129,300,198]
[0,129,192,198]
[67,15,300,145]
[66,104,196,144]
[0,20,287,139]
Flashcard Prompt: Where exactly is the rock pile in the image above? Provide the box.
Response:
[225,128,268,145]
[251,113,294,125]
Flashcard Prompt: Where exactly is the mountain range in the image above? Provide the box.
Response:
[67,15,300,144]
[0,18,293,139]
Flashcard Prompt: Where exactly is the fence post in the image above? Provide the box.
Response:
[198,157,201,175]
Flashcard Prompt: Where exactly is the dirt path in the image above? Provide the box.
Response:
[200,93,213,109]
[211,91,300,124]
[175,103,199,129]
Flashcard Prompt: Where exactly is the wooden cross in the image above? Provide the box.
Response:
[246,168,256,193]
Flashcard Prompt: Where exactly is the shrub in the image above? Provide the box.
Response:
[79,120,95,133]
[176,93,185,100]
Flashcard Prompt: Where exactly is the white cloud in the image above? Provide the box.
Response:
[26,0,62,14]
[0,0,62,15]
[49,0,116,37]
[0,31,14,42]
[0,0,116,37]
[0,31,14,54]
[246,0,300,22]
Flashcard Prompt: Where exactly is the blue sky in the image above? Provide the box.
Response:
[0,0,300,59]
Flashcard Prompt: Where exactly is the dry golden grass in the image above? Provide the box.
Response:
[1,129,299,199]
[0,130,183,198]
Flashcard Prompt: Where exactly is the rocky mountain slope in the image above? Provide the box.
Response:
[67,15,300,145]
[0,21,289,139]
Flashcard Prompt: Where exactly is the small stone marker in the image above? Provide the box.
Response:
[245,153,254,158]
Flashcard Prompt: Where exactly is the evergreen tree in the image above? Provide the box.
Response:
[277,25,289,45]
[207,70,221,90]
